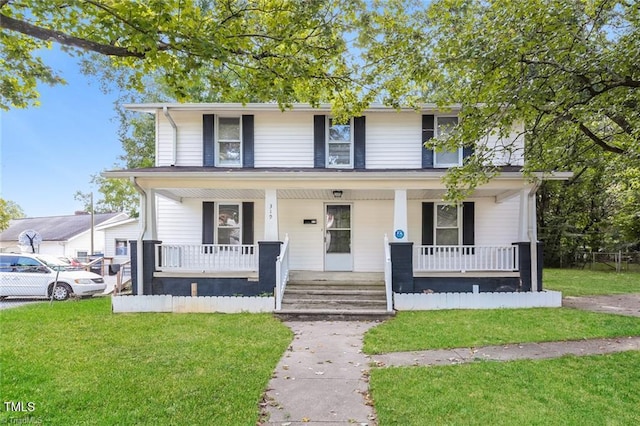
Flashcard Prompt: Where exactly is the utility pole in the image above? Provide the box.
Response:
[90,192,95,256]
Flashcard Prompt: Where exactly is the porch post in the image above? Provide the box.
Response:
[393,189,408,242]
[518,189,528,242]
[529,187,539,292]
[143,189,157,240]
[264,189,279,240]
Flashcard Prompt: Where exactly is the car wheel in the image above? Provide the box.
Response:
[50,283,72,301]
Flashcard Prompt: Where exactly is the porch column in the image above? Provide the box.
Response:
[264,189,279,240]
[142,189,157,240]
[529,187,539,292]
[393,189,408,242]
[518,189,529,242]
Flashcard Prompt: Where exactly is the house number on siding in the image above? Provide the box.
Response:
[269,203,273,220]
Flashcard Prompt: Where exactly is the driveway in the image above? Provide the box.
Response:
[563,293,640,317]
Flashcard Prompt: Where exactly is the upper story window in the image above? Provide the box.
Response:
[434,116,461,168]
[327,118,353,168]
[217,117,242,167]
[435,203,461,245]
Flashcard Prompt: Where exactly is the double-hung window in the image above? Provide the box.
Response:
[434,116,461,168]
[217,203,241,245]
[435,203,461,245]
[217,117,242,167]
[327,118,353,167]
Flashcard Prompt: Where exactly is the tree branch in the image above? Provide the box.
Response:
[577,122,625,154]
[0,13,147,58]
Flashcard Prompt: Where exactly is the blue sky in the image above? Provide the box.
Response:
[1,48,124,218]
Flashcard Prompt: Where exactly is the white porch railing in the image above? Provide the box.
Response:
[383,234,393,312]
[275,234,290,311]
[414,245,518,272]
[155,244,258,272]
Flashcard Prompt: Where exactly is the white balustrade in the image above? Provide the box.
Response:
[414,245,518,272]
[155,244,258,272]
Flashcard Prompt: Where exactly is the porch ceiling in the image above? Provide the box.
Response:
[155,187,522,201]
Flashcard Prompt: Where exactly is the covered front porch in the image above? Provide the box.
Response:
[105,168,567,313]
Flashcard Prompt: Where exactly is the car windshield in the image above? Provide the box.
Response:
[35,254,76,271]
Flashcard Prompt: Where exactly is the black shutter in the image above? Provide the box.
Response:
[463,145,474,162]
[242,115,254,168]
[314,115,326,168]
[422,202,434,245]
[203,114,215,167]
[462,202,475,246]
[354,116,366,169]
[242,202,254,245]
[202,202,215,244]
[422,115,435,168]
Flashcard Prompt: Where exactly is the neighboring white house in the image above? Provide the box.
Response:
[104,103,570,313]
[100,218,139,263]
[0,212,129,260]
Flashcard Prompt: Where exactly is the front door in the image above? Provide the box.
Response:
[325,204,352,271]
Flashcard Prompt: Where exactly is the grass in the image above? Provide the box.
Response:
[370,351,640,425]
[367,269,640,424]
[363,308,640,354]
[544,268,640,296]
[0,297,292,425]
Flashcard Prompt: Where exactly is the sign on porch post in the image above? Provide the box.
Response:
[264,189,279,240]
[393,189,408,242]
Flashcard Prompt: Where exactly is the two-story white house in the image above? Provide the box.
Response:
[105,103,568,315]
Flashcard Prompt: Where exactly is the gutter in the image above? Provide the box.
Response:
[163,106,178,166]
[131,177,146,296]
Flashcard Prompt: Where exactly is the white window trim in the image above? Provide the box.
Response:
[216,202,242,245]
[434,116,462,168]
[326,117,354,168]
[115,239,128,256]
[434,203,462,245]
[215,116,243,167]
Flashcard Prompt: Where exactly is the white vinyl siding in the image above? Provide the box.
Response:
[104,221,139,259]
[483,121,526,166]
[278,199,324,270]
[254,112,314,167]
[408,197,520,246]
[156,197,202,243]
[156,197,264,246]
[366,112,422,169]
[153,108,524,169]
[352,200,392,272]
[474,197,520,246]
[156,111,203,167]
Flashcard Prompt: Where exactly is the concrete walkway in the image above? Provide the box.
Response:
[371,336,640,368]
[262,321,378,425]
[261,321,640,426]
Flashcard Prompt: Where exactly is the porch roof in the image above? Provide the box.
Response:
[103,167,571,202]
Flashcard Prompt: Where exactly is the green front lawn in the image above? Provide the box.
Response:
[0,298,292,425]
[364,308,640,354]
[544,268,640,296]
[370,351,640,425]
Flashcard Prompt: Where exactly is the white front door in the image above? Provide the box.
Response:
[325,204,352,271]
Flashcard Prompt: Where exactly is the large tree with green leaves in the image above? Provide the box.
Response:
[1,0,365,110]
[360,0,639,193]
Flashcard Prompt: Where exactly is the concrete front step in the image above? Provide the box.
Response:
[282,300,387,309]
[285,288,386,296]
[275,309,395,321]
[278,272,392,320]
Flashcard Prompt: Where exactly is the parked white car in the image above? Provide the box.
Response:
[0,253,106,301]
